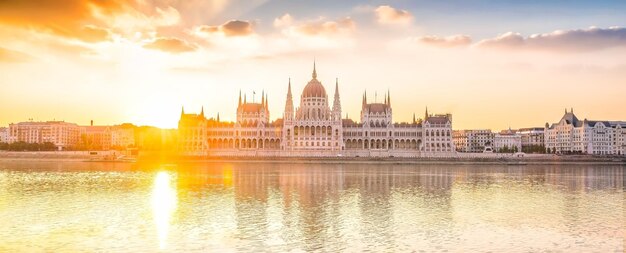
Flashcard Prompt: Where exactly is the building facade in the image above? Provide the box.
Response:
[452,129,494,152]
[111,124,136,148]
[7,121,81,150]
[545,109,626,155]
[178,64,455,157]
[517,127,545,153]
[80,125,112,150]
[0,127,7,143]
[494,128,522,153]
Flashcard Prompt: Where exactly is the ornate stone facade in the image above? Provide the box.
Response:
[178,63,455,157]
[544,109,626,155]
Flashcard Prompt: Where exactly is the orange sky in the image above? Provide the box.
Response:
[1,0,626,129]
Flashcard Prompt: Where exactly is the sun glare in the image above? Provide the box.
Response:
[151,171,178,249]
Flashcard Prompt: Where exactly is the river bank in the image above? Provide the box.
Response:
[0,151,624,165]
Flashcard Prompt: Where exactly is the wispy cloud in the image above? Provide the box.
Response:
[275,14,356,37]
[0,47,35,63]
[143,37,197,53]
[194,20,255,37]
[417,35,472,48]
[375,5,413,25]
[476,26,626,52]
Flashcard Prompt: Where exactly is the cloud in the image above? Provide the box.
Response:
[476,27,626,52]
[273,14,294,28]
[0,0,128,41]
[0,47,35,63]
[417,35,472,48]
[275,14,356,37]
[0,0,184,43]
[76,25,113,43]
[195,20,254,37]
[375,5,413,25]
[143,37,197,53]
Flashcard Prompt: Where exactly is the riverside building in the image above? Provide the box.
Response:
[452,129,494,153]
[178,63,455,157]
[0,127,7,143]
[494,128,522,152]
[517,127,545,153]
[7,121,81,150]
[544,109,626,155]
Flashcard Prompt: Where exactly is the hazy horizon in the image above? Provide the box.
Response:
[2,0,626,129]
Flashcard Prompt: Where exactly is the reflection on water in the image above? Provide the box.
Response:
[151,172,177,250]
[0,161,623,252]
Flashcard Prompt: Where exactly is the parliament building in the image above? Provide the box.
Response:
[178,63,455,157]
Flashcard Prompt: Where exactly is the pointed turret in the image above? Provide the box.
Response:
[261,90,265,106]
[265,94,269,111]
[387,89,391,106]
[181,106,185,116]
[413,113,416,123]
[363,90,367,104]
[284,78,294,121]
[200,106,204,117]
[384,91,387,105]
[425,106,429,120]
[217,113,220,122]
[312,60,317,79]
[332,78,342,120]
[244,94,247,104]
[238,90,242,106]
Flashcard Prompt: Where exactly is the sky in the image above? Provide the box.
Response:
[1,0,626,129]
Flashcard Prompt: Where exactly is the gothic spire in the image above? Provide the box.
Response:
[425,106,429,120]
[364,90,367,104]
[333,78,341,116]
[284,77,294,120]
[238,90,242,106]
[287,77,292,97]
[217,113,220,122]
[387,89,391,106]
[244,93,247,104]
[413,113,416,123]
[181,106,184,116]
[312,59,317,79]
[200,106,204,117]
[362,91,366,107]
[261,90,265,106]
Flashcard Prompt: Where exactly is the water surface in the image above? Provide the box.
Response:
[0,161,623,252]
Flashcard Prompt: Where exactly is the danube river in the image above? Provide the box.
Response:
[0,161,623,252]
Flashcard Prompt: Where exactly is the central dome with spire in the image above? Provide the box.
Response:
[301,61,327,98]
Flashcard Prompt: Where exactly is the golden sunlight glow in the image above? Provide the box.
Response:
[222,165,233,186]
[151,171,178,249]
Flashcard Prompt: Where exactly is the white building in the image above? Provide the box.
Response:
[178,63,455,157]
[545,109,626,155]
[111,124,136,148]
[7,121,81,150]
[453,129,494,152]
[0,127,8,143]
[494,128,522,153]
[517,127,545,153]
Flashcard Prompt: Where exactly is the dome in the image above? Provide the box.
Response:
[302,79,327,98]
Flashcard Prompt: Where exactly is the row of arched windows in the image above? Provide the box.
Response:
[425,129,451,137]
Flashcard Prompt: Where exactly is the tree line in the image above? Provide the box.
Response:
[0,142,57,151]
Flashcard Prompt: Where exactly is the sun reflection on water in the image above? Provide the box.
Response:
[151,171,177,250]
